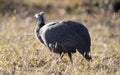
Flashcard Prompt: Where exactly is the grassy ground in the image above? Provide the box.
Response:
[0,11,120,75]
[0,0,120,75]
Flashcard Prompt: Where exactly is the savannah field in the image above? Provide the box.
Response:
[0,0,120,75]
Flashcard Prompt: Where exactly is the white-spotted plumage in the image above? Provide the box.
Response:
[34,12,92,62]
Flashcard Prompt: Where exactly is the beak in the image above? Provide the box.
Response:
[32,15,36,21]
[33,15,36,18]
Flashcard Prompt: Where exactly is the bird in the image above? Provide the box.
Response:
[34,12,92,63]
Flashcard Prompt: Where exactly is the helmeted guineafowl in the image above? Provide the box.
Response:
[34,12,92,63]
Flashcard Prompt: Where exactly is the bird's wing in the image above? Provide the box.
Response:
[59,33,85,47]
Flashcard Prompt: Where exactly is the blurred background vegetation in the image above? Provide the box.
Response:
[0,0,120,16]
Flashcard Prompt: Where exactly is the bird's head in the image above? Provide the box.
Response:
[34,12,44,22]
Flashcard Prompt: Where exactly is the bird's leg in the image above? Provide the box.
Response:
[59,52,64,59]
[68,52,73,63]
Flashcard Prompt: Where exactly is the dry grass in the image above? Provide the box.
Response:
[0,1,120,75]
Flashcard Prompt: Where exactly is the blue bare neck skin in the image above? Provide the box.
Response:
[36,15,45,37]
[38,15,45,28]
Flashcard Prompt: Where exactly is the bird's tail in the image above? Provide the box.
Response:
[77,48,92,62]
[84,52,92,62]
